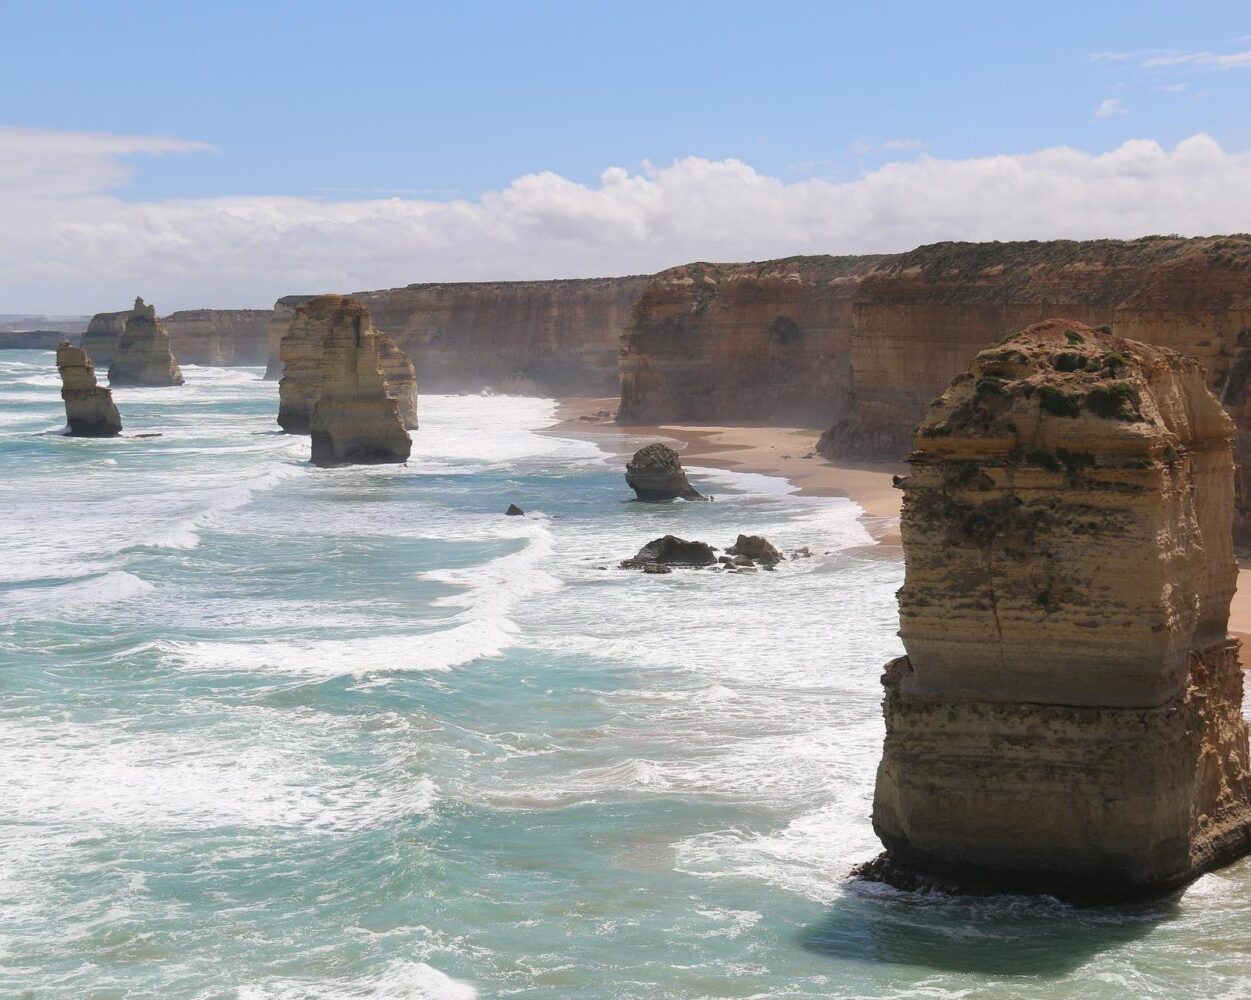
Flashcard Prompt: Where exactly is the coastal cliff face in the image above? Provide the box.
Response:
[617,257,883,425]
[108,299,185,387]
[870,320,1251,900]
[163,309,271,366]
[278,295,417,437]
[81,306,135,368]
[264,295,315,379]
[341,277,648,395]
[308,296,411,467]
[56,343,121,437]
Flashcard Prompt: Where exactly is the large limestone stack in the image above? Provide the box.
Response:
[56,343,121,437]
[108,298,185,387]
[277,296,417,433]
[377,332,418,429]
[305,296,411,466]
[265,295,315,379]
[870,319,1251,900]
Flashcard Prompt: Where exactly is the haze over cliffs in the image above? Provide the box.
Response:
[266,278,649,395]
[870,320,1251,900]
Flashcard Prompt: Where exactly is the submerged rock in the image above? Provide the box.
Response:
[620,535,716,569]
[308,296,411,467]
[625,443,704,501]
[505,504,525,516]
[867,319,1251,902]
[108,298,185,387]
[56,343,121,437]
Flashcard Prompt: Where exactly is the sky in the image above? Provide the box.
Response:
[2,0,1251,312]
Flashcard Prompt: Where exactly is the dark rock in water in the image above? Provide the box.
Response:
[726,534,781,563]
[133,433,162,438]
[731,554,755,567]
[791,546,812,559]
[625,443,704,501]
[641,563,673,574]
[621,534,716,569]
[505,504,525,516]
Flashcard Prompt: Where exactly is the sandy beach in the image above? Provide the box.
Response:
[553,397,1251,644]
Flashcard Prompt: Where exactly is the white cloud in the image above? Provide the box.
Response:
[1092,48,1251,70]
[4,128,1251,312]
[1092,97,1127,120]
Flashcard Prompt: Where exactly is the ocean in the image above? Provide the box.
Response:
[2,351,1250,999]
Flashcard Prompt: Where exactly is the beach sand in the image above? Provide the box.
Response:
[552,396,1251,644]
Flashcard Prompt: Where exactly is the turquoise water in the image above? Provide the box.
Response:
[2,351,1250,999]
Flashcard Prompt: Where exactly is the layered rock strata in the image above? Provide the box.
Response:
[163,309,272,366]
[869,319,1251,900]
[307,296,411,467]
[56,343,121,436]
[625,443,703,501]
[264,295,315,379]
[108,299,185,387]
[81,304,138,368]
[618,256,883,425]
[277,296,417,434]
[269,278,648,393]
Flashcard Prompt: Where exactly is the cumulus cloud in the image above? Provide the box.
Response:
[4,127,1251,312]
[1092,97,1127,120]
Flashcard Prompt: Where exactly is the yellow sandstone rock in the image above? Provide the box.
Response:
[869,319,1251,900]
[56,342,121,437]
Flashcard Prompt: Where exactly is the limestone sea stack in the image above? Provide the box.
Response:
[277,296,418,433]
[56,343,121,437]
[80,304,136,368]
[377,332,418,429]
[625,444,704,501]
[307,296,411,467]
[108,298,185,387]
[868,319,1251,901]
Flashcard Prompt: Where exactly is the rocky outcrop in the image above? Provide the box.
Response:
[620,535,717,569]
[81,305,136,368]
[725,534,780,563]
[108,299,185,387]
[302,295,411,466]
[56,343,121,437]
[275,277,649,394]
[377,333,418,429]
[163,309,271,366]
[277,296,417,434]
[625,443,703,501]
[868,319,1251,901]
[618,257,884,425]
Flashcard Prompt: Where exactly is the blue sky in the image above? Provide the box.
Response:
[2,1,1250,311]
[5,0,1248,202]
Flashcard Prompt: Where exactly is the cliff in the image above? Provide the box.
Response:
[56,343,121,437]
[108,298,185,387]
[0,330,79,351]
[307,296,411,466]
[81,305,135,368]
[163,309,271,366]
[869,320,1251,900]
[277,296,417,434]
[618,256,884,424]
[264,295,315,379]
[270,278,649,394]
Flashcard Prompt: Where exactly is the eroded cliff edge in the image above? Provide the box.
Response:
[618,257,884,425]
[867,320,1251,901]
[266,278,649,394]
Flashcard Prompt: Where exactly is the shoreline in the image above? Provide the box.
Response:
[547,396,1251,646]
[547,396,905,548]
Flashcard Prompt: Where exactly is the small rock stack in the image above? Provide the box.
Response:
[625,443,704,501]
[56,343,121,437]
[108,298,185,387]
